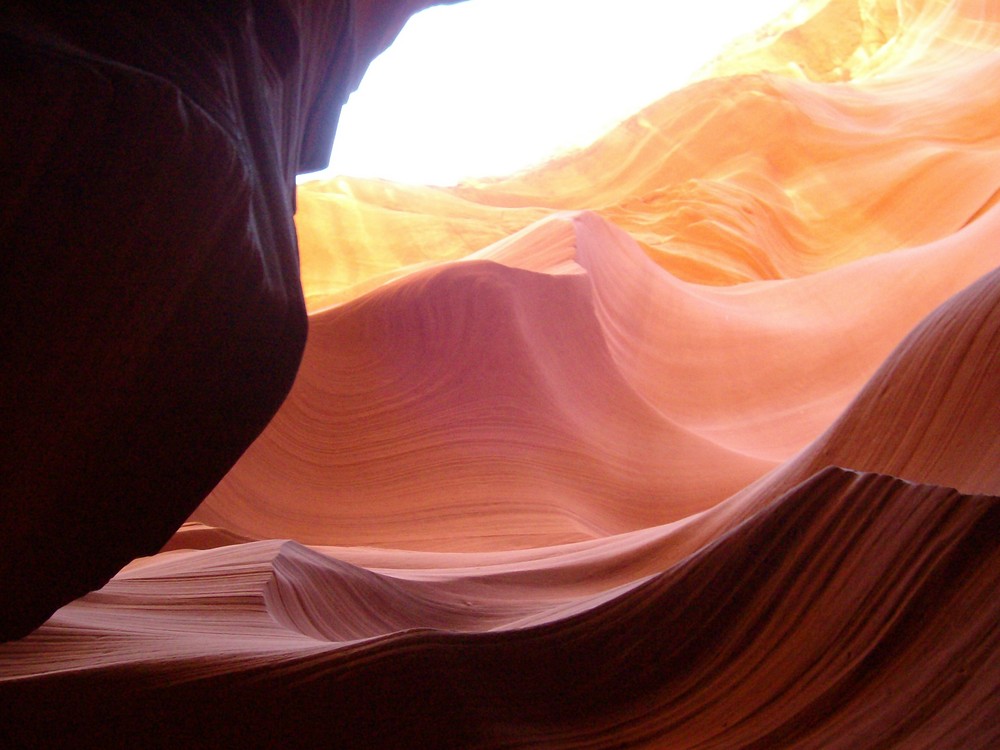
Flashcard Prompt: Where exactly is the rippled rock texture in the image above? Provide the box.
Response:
[2,0,999,747]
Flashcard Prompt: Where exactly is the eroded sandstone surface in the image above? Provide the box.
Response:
[2,1,999,747]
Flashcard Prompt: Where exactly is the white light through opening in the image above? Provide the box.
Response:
[300,0,800,186]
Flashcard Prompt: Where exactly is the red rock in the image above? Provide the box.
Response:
[2,0,1000,747]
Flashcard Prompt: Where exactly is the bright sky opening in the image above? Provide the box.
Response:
[300,0,800,186]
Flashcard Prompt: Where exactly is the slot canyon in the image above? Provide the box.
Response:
[2,1,999,747]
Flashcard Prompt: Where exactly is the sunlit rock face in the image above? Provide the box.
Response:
[0,1,453,641]
[202,0,1000,548]
[3,0,1000,747]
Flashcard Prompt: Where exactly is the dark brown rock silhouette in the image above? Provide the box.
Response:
[0,0,453,641]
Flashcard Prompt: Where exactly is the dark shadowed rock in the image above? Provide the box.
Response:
[0,0,455,641]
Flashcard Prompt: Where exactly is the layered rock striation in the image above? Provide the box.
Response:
[2,0,999,747]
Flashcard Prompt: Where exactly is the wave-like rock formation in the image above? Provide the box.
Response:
[4,468,999,749]
[3,0,1000,747]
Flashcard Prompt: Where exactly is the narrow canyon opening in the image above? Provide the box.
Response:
[304,0,802,186]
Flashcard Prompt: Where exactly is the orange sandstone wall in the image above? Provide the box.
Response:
[2,2,1000,747]
[196,0,1000,548]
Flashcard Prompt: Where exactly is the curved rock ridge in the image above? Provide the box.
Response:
[4,0,1000,746]
[198,226,776,549]
[199,195,1000,546]
[713,262,1000,538]
[191,249,1000,601]
[2,469,998,749]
